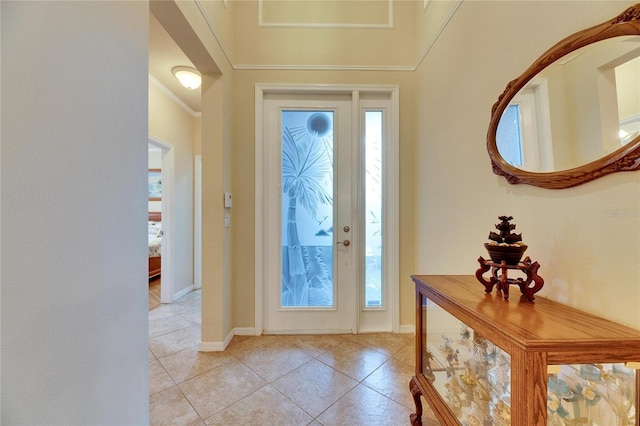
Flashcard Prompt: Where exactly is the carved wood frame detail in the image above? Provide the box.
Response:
[487,4,640,189]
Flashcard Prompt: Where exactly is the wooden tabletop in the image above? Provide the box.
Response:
[412,275,640,364]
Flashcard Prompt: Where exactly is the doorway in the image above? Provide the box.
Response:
[256,85,400,334]
[148,137,175,304]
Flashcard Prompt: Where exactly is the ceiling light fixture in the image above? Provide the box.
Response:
[172,66,201,90]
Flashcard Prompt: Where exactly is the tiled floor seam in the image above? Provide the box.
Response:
[177,384,207,424]
[150,361,177,397]
[267,381,327,422]
[149,324,193,341]
[310,383,374,424]
[148,313,195,336]
[198,380,272,424]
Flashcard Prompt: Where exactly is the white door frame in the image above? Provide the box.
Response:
[193,155,202,290]
[254,84,400,335]
[149,136,175,303]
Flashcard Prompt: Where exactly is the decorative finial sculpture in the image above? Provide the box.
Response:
[476,216,544,301]
[485,216,527,265]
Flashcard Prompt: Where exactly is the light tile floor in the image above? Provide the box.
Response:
[149,288,439,425]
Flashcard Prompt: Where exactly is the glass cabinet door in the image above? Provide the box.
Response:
[547,363,637,426]
[423,297,512,425]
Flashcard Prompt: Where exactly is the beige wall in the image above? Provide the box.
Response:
[414,0,640,329]
[149,81,198,296]
[174,0,235,344]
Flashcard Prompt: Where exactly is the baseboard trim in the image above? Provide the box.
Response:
[173,284,194,301]
[198,328,238,352]
[400,324,415,334]
[198,340,225,352]
[263,329,353,335]
[198,326,413,351]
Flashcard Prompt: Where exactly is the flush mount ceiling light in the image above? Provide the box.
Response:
[172,66,201,90]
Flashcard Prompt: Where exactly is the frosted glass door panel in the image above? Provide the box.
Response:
[364,111,382,308]
[281,110,335,308]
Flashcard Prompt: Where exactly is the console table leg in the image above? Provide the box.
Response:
[522,261,544,301]
[475,257,495,294]
[409,377,423,426]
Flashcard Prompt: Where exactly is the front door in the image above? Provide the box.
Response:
[260,87,398,334]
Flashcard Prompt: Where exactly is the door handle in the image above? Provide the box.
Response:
[337,239,351,247]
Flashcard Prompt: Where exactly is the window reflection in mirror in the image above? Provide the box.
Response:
[497,105,523,167]
[616,56,640,146]
[496,35,640,173]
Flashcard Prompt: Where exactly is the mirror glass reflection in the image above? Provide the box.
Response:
[496,35,640,172]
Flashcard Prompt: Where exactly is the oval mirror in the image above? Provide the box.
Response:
[487,4,640,189]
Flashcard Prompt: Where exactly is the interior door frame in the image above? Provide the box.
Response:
[254,84,400,335]
[194,155,202,290]
[149,136,175,303]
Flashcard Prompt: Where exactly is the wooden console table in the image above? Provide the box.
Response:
[410,275,640,425]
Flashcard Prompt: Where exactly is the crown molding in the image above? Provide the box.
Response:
[416,0,463,70]
[257,22,394,30]
[234,64,415,72]
[256,82,400,94]
[194,0,233,68]
[149,74,201,117]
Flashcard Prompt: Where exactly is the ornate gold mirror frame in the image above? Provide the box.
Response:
[487,4,640,189]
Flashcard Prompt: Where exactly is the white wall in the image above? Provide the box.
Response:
[1,1,149,423]
[415,1,640,329]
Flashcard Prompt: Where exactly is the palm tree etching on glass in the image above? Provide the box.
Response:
[281,111,334,307]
